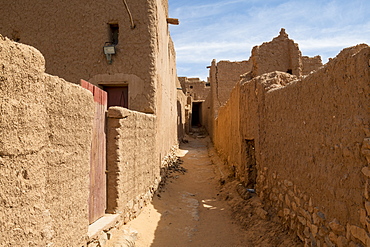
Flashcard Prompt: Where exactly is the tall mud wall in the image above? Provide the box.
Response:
[154,0,180,161]
[213,44,370,246]
[106,107,177,223]
[0,0,159,114]
[203,59,251,138]
[0,36,95,246]
[251,28,303,77]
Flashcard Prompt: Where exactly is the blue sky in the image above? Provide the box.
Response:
[168,0,370,80]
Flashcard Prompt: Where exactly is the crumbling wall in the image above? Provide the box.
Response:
[215,60,251,110]
[203,59,251,138]
[257,45,369,246]
[107,107,164,222]
[179,77,210,101]
[213,44,370,246]
[251,28,303,77]
[0,36,94,246]
[302,55,323,75]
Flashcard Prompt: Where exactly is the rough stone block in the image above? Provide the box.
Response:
[284,179,293,187]
[350,225,369,245]
[362,167,370,178]
[335,236,348,247]
[298,216,307,226]
[329,219,346,235]
[365,201,370,215]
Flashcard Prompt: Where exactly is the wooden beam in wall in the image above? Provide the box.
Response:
[167,18,179,25]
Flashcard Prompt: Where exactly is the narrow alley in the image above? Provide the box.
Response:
[111,136,302,247]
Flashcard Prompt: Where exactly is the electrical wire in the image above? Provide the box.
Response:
[122,0,136,29]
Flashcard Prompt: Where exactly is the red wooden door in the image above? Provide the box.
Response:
[81,80,107,224]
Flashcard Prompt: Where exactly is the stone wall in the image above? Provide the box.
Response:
[212,44,370,246]
[106,107,178,223]
[0,36,95,246]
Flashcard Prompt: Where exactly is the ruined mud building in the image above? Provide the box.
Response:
[200,29,370,246]
[0,0,187,246]
[178,77,210,131]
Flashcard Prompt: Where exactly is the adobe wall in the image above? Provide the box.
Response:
[177,90,189,140]
[213,44,370,246]
[154,0,180,160]
[251,28,303,77]
[106,107,178,222]
[0,36,95,246]
[257,45,369,246]
[213,83,243,178]
[205,29,322,140]
[0,0,159,113]
[203,59,251,137]
[179,77,210,101]
[213,60,251,113]
[302,55,323,75]
[250,28,323,78]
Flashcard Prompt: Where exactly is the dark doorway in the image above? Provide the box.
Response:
[245,139,257,189]
[104,86,128,108]
[191,102,202,126]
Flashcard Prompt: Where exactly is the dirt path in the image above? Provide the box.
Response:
[117,136,302,247]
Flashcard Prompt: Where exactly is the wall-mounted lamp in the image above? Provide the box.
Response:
[103,42,116,64]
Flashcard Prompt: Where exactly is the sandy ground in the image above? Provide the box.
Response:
[116,136,303,247]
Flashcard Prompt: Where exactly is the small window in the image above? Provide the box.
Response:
[109,24,119,45]
[190,86,193,89]
[104,85,128,108]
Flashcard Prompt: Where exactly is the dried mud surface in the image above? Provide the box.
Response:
[113,136,302,247]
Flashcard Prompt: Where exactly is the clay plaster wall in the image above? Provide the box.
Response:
[0,36,95,246]
[0,0,166,114]
[302,55,323,75]
[106,107,178,223]
[179,77,210,101]
[177,90,188,140]
[250,29,322,78]
[203,59,251,137]
[154,0,180,159]
[251,28,302,77]
[213,83,242,178]
[213,44,370,246]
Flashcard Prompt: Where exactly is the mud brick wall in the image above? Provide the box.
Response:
[301,55,323,76]
[251,28,303,77]
[107,107,178,223]
[214,83,243,179]
[0,36,95,246]
[213,44,370,246]
[257,45,370,246]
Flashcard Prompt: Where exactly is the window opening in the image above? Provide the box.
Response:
[104,85,128,108]
[109,24,119,45]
